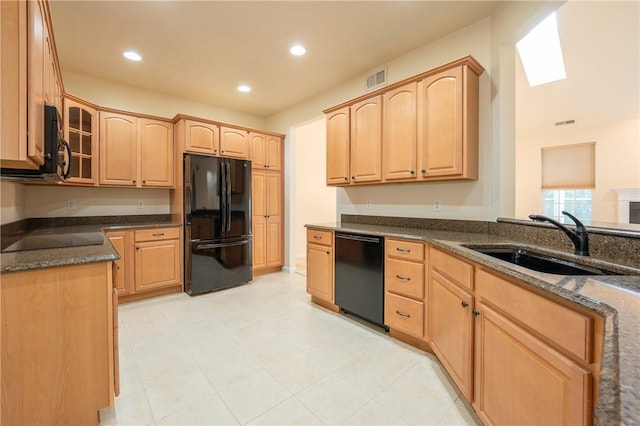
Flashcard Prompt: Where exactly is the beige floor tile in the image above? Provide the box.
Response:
[155,394,239,425]
[99,390,154,426]
[196,346,264,389]
[343,400,410,425]
[296,374,370,425]
[247,396,322,425]
[437,398,482,425]
[263,351,331,394]
[116,365,145,398]
[216,370,292,424]
[404,354,461,401]
[145,368,216,421]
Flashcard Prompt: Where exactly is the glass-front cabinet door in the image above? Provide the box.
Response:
[64,97,97,184]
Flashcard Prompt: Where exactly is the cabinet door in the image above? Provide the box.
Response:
[184,120,219,155]
[107,231,133,296]
[474,303,591,426]
[350,96,382,183]
[252,170,266,218]
[249,132,267,168]
[64,98,97,184]
[26,0,45,167]
[266,216,282,268]
[134,239,180,292]
[383,82,417,181]
[326,107,350,185]
[220,126,248,159]
[419,67,463,178]
[99,112,137,186]
[252,215,267,270]
[306,243,334,302]
[266,172,282,217]
[265,135,282,171]
[139,119,174,188]
[428,268,474,401]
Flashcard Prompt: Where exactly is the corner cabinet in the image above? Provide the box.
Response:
[324,56,483,187]
[99,111,174,188]
[252,169,283,273]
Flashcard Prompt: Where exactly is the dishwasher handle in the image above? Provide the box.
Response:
[336,233,382,244]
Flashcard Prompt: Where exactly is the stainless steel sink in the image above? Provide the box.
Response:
[467,246,621,276]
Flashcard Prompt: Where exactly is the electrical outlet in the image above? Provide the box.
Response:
[366,200,373,210]
[67,200,75,210]
[433,200,442,212]
[138,200,144,209]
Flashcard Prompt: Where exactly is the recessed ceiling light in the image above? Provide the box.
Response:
[289,44,306,56]
[123,51,142,62]
[237,85,251,93]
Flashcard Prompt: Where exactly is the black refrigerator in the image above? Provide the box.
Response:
[184,154,252,295]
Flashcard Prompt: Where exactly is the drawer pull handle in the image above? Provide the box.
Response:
[152,233,165,237]
[313,235,322,239]
[395,310,411,318]
[461,301,469,308]
[396,274,410,281]
[472,310,480,317]
[396,247,411,253]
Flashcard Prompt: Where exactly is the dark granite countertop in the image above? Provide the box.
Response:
[1,217,181,273]
[307,221,640,425]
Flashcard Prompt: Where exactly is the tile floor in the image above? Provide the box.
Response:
[100,272,481,425]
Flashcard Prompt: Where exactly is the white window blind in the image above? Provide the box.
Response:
[541,142,595,189]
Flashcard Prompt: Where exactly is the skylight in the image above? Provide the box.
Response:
[516,13,567,87]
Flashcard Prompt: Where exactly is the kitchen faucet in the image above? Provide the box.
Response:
[528,210,590,256]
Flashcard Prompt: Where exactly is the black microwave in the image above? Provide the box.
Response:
[1,105,72,182]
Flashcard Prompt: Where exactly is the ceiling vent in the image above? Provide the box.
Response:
[555,119,576,126]
[366,67,387,90]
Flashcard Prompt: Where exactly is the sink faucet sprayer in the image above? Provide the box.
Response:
[528,210,590,256]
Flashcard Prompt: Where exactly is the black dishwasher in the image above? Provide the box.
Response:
[335,232,385,328]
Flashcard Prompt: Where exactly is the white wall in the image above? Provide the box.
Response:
[0,182,25,225]
[291,116,336,266]
[23,186,170,218]
[63,71,267,130]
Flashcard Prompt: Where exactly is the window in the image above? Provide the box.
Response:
[516,12,567,87]
[542,189,592,223]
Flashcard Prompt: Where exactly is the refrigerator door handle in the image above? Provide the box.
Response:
[220,161,227,233]
[197,239,250,250]
[225,161,232,232]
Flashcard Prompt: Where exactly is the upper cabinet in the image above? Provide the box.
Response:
[324,56,483,187]
[249,132,282,171]
[219,126,249,159]
[64,97,97,184]
[99,111,174,188]
[183,119,219,155]
[1,0,63,170]
[325,107,350,185]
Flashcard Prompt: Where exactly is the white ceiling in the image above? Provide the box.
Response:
[515,1,639,134]
[48,1,500,118]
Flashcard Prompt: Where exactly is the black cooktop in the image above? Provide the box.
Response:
[1,232,104,253]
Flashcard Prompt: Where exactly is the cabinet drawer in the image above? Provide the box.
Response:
[385,292,424,338]
[386,238,424,262]
[385,258,424,299]
[430,247,473,290]
[476,269,593,363]
[134,227,180,242]
[306,228,333,247]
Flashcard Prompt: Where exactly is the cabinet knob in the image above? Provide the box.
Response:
[421,169,426,174]
[472,310,480,317]
[326,250,330,255]
[143,180,146,184]
[461,301,469,308]
[214,149,217,153]
[135,246,140,250]
[351,176,355,180]
[264,165,267,168]
[410,170,415,174]
[221,150,224,153]
[132,180,136,184]
[344,177,348,181]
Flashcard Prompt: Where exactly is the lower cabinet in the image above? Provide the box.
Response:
[1,262,115,425]
[106,226,182,302]
[305,228,335,305]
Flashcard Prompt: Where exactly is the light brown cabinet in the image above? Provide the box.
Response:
[220,126,249,159]
[107,227,182,303]
[324,56,483,187]
[99,111,174,188]
[1,0,62,170]
[419,65,479,180]
[182,119,220,155]
[384,238,426,338]
[473,269,592,426]
[383,82,418,181]
[1,262,115,425]
[350,96,382,184]
[326,106,351,185]
[428,247,474,401]
[252,170,282,272]
[64,97,97,184]
[306,228,334,304]
[249,132,282,170]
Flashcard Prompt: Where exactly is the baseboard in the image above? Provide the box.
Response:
[282,265,297,274]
